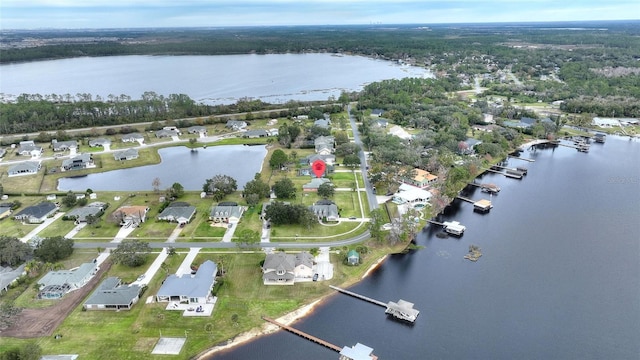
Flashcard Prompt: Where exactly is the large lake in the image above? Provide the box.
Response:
[57,145,266,191]
[0,54,432,105]
[211,137,640,360]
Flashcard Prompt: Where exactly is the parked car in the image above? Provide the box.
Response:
[312,273,319,281]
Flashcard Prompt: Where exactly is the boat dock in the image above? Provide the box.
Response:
[508,155,535,162]
[456,196,493,212]
[329,285,420,323]
[484,168,523,179]
[492,164,527,175]
[426,220,466,235]
[262,316,379,359]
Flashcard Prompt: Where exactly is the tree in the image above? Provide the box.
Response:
[0,236,33,267]
[334,131,349,145]
[34,236,74,263]
[203,174,237,201]
[167,182,184,199]
[317,183,335,198]
[269,149,288,169]
[343,154,361,168]
[272,178,296,199]
[152,177,161,193]
[243,173,270,205]
[111,239,151,267]
[233,229,260,247]
[62,191,77,208]
[368,209,386,242]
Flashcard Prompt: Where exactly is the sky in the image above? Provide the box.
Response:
[1,0,638,29]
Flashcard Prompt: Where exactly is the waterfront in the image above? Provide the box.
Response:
[57,145,266,191]
[0,53,433,105]
[209,137,640,359]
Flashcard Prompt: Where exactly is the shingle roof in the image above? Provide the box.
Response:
[0,264,26,291]
[8,161,40,175]
[38,262,96,288]
[156,260,217,299]
[158,205,196,222]
[14,201,57,220]
[84,277,141,306]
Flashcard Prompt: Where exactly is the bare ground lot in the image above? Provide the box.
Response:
[0,262,112,339]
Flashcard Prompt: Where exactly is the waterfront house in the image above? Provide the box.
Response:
[403,168,438,188]
[460,138,483,155]
[187,126,208,137]
[225,120,247,131]
[14,201,57,223]
[314,136,335,154]
[88,138,111,148]
[0,264,26,294]
[83,277,141,311]
[262,251,315,285]
[303,178,332,192]
[61,153,95,171]
[209,202,244,223]
[37,262,97,299]
[293,252,314,279]
[156,260,217,304]
[347,250,360,266]
[392,183,432,205]
[155,129,180,138]
[17,141,43,157]
[112,148,139,161]
[339,343,376,360]
[52,139,78,152]
[157,202,196,225]
[121,133,145,144]
[65,202,106,223]
[309,200,339,222]
[7,161,41,177]
[242,129,269,138]
[112,205,149,227]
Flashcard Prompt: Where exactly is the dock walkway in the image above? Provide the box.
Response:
[262,316,343,352]
[329,285,387,307]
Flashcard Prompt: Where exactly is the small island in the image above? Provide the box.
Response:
[464,245,482,262]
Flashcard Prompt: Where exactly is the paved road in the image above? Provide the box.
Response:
[348,103,378,211]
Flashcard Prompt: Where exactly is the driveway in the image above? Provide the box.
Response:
[20,212,65,243]
[314,247,333,281]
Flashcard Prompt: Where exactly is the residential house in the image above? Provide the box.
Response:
[65,202,106,223]
[156,260,217,304]
[242,129,269,138]
[0,264,26,293]
[155,129,180,138]
[52,139,78,152]
[339,343,376,360]
[460,138,483,154]
[392,183,432,205]
[347,250,360,266]
[121,133,145,143]
[482,113,495,124]
[0,203,12,220]
[303,178,331,192]
[187,126,208,136]
[157,202,196,224]
[266,128,279,136]
[262,251,315,285]
[502,120,532,129]
[309,200,339,221]
[209,202,244,223]
[472,124,501,133]
[225,120,247,130]
[113,148,139,161]
[88,138,111,148]
[314,136,335,154]
[7,161,41,177]
[14,201,58,223]
[373,118,389,128]
[17,141,43,157]
[163,126,181,133]
[83,277,141,311]
[305,153,336,167]
[37,262,97,299]
[371,109,384,117]
[293,252,314,279]
[112,205,149,227]
[313,118,331,129]
[61,153,95,171]
[404,168,438,188]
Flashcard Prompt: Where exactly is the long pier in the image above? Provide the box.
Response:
[456,196,474,204]
[484,168,522,179]
[329,285,387,307]
[508,155,535,162]
[262,316,343,352]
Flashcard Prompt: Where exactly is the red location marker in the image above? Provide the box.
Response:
[311,159,326,178]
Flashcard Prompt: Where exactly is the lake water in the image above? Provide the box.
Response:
[0,54,432,105]
[57,145,266,191]
[210,137,640,359]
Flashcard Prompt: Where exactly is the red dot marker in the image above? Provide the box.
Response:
[311,159,326,178]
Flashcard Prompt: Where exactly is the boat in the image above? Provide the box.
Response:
[480,183,500,193]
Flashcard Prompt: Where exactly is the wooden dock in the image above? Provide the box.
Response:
[329,285,387,307]
[330,286,420,323]
[484,168,522,179]
[456,196,493,212]
[262,316,343,352]
[508,155,535,162]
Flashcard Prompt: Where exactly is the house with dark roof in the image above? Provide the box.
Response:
[7,161,41,177]
[14,202,58,223]
[262,252,315,285]
[112,205,149,227]
[225,120,247,130]
[314,136,335,155]
[113,148,139,161]
[17,141,43,157]
[121,133,145,143]
[0,264,26,293]
[309,200,339,222]
[371,109,384,117]
[242,129,269,138]
[88,138,111,148]
[156,260,217,304]
[157,203,196,224]
[52,139,78,152]
[83,277,141,311]
[37,262,97,299]
[61,153,95,171]
[209,203,244,223]
[65,202,106,223]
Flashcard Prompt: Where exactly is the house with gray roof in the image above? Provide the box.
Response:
[460,138,483,155]
[209,203,244,223]
[187,126,208,136]
[61,153,95,171]
[156,260,218,304]
[373,118,389,128]
[17,141,43,157]
[0,264,26,293]
[305,153,336,167]
[113,148,139,161]
[225,120,247,130]
[37,262,97,299]
[242,129,269,138]
[65,202,106,223]
[314,136,335,154]
[88,138,111,147]
[7,161,41,177]
[155,129,180,138]
[0,203,12,220]
[14,201,58,223]
[83,277,141,311]
[52,139,78,152]
[262,251,315,285]
[303,178,331,192]
[371,109,385,117]
[121,133,144,143]
[157,203,196,224]
[309,200,339,222]
[313,118,331,129]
